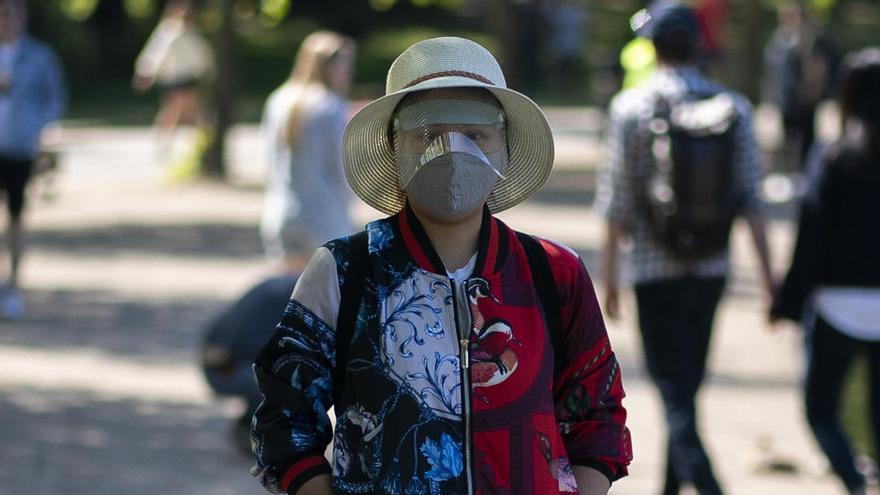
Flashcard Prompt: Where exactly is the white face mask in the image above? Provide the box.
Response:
[393,91,508,221]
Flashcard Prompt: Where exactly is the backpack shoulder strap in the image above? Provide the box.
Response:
[516,232,563,365]
[333,231,368,404]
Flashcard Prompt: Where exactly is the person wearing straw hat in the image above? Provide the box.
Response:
[250,36,632,495]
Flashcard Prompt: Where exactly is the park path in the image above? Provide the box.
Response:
[0,117,849,494]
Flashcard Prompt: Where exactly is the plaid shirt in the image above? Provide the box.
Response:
[594,66,764,284]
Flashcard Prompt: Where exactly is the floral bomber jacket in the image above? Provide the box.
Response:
[251,206,632,495]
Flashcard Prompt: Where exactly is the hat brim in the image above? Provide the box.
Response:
[343,77,555,215]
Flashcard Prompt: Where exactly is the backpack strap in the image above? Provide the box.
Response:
[333,231,368,405]
[516,232,563,367]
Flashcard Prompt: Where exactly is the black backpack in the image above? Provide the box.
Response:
[643,91,742,260]
[332,231,562,403]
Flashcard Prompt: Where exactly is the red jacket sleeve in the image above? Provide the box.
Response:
[542,239,633,482]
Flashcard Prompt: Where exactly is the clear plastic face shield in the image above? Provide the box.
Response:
[392,88,508,220]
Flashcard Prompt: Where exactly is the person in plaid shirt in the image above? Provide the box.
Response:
[595,5,773,495]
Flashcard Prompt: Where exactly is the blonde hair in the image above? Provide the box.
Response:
[284,31,355,148]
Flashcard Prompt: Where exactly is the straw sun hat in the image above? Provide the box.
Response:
[342,36,555,215]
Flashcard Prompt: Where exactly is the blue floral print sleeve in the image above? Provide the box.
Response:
[251,249,341,495]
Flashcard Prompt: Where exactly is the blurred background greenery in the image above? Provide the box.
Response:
[30,0,880,124]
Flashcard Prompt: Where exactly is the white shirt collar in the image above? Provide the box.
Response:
[446,253,478,284]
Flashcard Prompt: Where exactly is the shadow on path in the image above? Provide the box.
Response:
[0,288,234,364]
[0,388,261,495]
[29,223,263,260]
[530,169,598,207]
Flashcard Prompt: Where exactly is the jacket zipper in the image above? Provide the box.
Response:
[450,279,474,495]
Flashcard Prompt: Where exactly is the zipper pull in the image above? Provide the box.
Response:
[460,338,470,369]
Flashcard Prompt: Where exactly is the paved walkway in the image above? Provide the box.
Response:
[0,122,852,494]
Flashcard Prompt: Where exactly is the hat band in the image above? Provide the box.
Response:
[403,70,495,89]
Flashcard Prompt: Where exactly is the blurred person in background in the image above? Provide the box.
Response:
[132,0,214,150]
[200,31,355,454]
[762,2,837,173]
[596,5,773,494]
[761,1,799,113]
[693,0,728,74]
[619,0,676,90]
[623,0,725,89]
[771,47,880,495]
[260,31,356,275]
[251,36,631,495]
[0,0,66,319]
[201,273,297,455]
[541,0,588,100]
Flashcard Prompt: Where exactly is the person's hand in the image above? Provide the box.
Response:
[573,465,611,495]
[39,125,62,150]
[767,313,784,333]
[767,313,797,334]
[764,279,783,331]
[132,74,153,92]
[603,282,621,321]
[763,275,778,305]
[295,474,333,495]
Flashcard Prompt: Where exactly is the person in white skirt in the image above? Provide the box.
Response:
[132,0,214,141]
[260,31,356,273]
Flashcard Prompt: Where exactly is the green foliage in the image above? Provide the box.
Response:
[259,0,291,26]
[361,26,492,62]
[35,0,880,124]
[809,0,837,13]
[237,17,320,72]
[124,0,156,19]
[357,26,491,89]
[368,0,463,11]
[59,0,99,21]
[370,0,397,11]
[232,22,490,115]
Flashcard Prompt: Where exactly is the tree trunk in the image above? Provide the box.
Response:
[202,0,235,179]
[486,0,542,93]
[89,0,136,80]
[487,0,514,81]
[739,0,767,102]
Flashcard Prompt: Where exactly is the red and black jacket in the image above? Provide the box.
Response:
[251,205,632,494]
